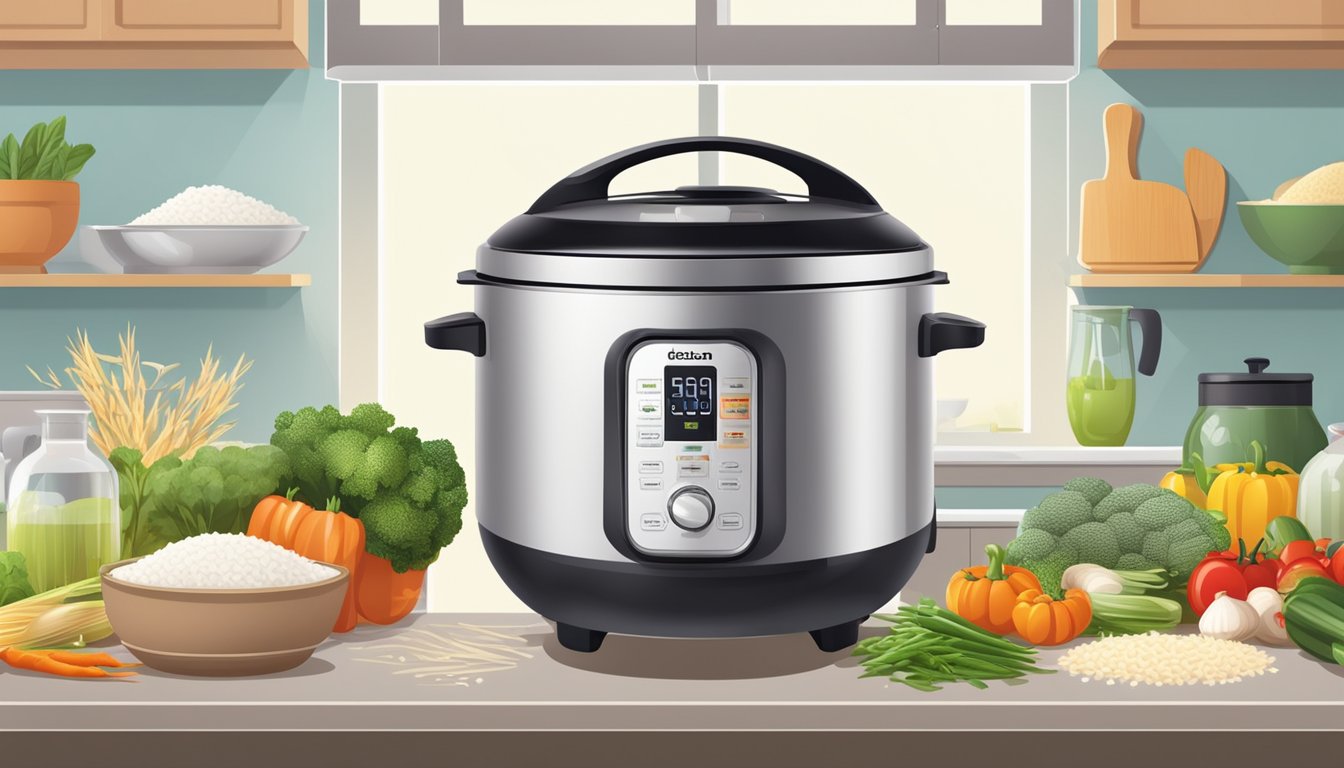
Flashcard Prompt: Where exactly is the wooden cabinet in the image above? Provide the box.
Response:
[0,0,307,69]
[1100,0,1344,69]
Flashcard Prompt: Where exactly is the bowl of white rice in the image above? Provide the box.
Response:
[101,533,348,677]
[91,185,307,274]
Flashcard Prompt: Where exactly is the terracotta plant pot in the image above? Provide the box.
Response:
[0,180,80,274]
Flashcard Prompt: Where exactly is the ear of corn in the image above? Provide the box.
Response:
[29,327,251,465]
[0,576,111,650]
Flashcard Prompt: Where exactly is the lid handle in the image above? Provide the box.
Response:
[526,136,880,214]
[1246,357,1270,374]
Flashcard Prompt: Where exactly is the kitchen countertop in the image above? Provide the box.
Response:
[5,613,1344,765]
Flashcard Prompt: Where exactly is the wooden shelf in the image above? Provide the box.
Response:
[1070,273,1344,288]
[0,273,311,288]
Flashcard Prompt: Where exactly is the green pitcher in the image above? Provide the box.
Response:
[1066,306,1162,446]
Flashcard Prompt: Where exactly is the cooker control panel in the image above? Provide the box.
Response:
[625,340,757,557]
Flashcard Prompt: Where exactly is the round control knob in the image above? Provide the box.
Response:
[668,486,714,532]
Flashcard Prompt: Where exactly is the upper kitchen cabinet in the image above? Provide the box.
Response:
[0,0,308,69]
[1100,0,1344,69]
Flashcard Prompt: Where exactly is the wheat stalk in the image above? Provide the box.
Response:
[29,327,252,464]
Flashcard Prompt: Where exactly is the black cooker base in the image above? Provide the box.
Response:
[481,522,932,651]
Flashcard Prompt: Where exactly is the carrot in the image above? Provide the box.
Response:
[354,550,425,625]
[0,647,136,679]
[37,650,141,669]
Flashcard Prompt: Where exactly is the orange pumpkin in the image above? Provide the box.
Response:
[1011,588,1092,646]
[355,550,426,625]
[946,544,1043,635]
[290,504,366,633]
[246,491,316,545]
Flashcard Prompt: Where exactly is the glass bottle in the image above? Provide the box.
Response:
[5,410,120,593]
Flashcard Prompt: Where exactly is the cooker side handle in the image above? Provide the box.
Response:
[425,312,486,357]
[918,313,985,358]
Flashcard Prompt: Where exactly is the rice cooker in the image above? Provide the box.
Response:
[426,137,984,653]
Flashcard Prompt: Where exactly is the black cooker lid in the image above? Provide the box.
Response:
[1199,357,1314,407]
[485,137,927,259]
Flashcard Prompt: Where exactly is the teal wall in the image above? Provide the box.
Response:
[0,0,337,443]
[1069,2,1344,446]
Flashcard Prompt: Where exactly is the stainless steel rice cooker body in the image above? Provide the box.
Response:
[426,138,984,653]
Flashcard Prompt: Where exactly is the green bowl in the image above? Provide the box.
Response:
[1238,202,1344,274]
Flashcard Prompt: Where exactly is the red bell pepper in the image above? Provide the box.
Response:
[1188,539,1281,616]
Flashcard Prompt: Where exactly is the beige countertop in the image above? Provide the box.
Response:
[5,613,1344,765]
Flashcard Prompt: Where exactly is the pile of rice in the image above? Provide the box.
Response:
[130,185,300,226]
[113,533,337,589]
[1058,632,1277,687]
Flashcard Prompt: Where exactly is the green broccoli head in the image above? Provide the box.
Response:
[1167,534,1221,579]
[1064,477,1113,507]
[1135,493,1195,531]
[1021,545,1078,599]
[272,404,468,573]
[1106,511,1146,553]
[1060,521,1121,569]
[1115,552,1160,571]
[1141,530,1171,565]
[1093,483,1167,521]
[1020,490,1094,537]
[1005,528,1057,565]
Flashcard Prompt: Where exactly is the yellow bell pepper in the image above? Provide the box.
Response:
[1160,468,1207,509]
[1206,440,1300,548]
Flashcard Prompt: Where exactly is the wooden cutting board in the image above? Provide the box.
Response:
[1079,104,1201,273]
[1184,147,1226,264]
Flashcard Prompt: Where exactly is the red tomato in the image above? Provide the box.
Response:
[1188,539,1283,616]
[1281,539,1322,566]
[1278,558,1331,594]
[1330,554,1344,586]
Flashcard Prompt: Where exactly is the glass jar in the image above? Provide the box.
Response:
[1299,441,1344,540]
[1182,357,1327,478]
[5,410,120,593]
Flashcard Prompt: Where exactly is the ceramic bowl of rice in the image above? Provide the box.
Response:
[101,533,348,677]
[1240,161,1344,274]
[91,185,307,274]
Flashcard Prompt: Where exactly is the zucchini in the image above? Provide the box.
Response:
[1264,516,1314,555]
[1284,579,1344,664]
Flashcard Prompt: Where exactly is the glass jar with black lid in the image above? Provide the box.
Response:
[1182,357,1327,479]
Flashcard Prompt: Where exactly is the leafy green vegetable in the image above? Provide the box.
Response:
[271,403,467,572]
[1007,478,1232,598]
[0,552,36,607]
[110,444,289,556]
[0,116,95,181]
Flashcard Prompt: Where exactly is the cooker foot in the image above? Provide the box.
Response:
[808,618,862,652]
[556,623,608,653]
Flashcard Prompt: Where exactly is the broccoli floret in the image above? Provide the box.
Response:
[1064,477,1113,507]
[1167,534,1222,579]
[1005,528,1057,565]
[1021,490,1094,537]
[1021,545,1078,599]
[271,404,468,573]
[1107,511,1146,552]
[1061,521,1121,568]
[1135,493,1195,531]
[1115,552,1160,571]
[1093,484,1166,521]
[1142,530,1171,564]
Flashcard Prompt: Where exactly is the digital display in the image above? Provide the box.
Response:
[665,365,716,441]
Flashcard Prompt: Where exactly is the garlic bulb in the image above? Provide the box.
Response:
[1199,591,1259,642]
[1245,586,1291,646]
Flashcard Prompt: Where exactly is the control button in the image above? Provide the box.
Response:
[682,445,704,453]
[636,399,662,421]
[718,460,742,474]
[640,513,667,531]
[718,513,744,531]
[718,478,741,491]
[635,378,661,395]
[637,428,663,447]
[677,460,709,479]
[723,377,751,394]
[640,478,663,490]
[638,460,664,475]
[720,396,750,420]
[719,428,750,449]
[668,487,714,531]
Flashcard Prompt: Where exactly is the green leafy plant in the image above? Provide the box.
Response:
[0,116,95,181]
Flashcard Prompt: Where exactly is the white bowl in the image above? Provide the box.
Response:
[91,225,307,274]
[937,398,969,424]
